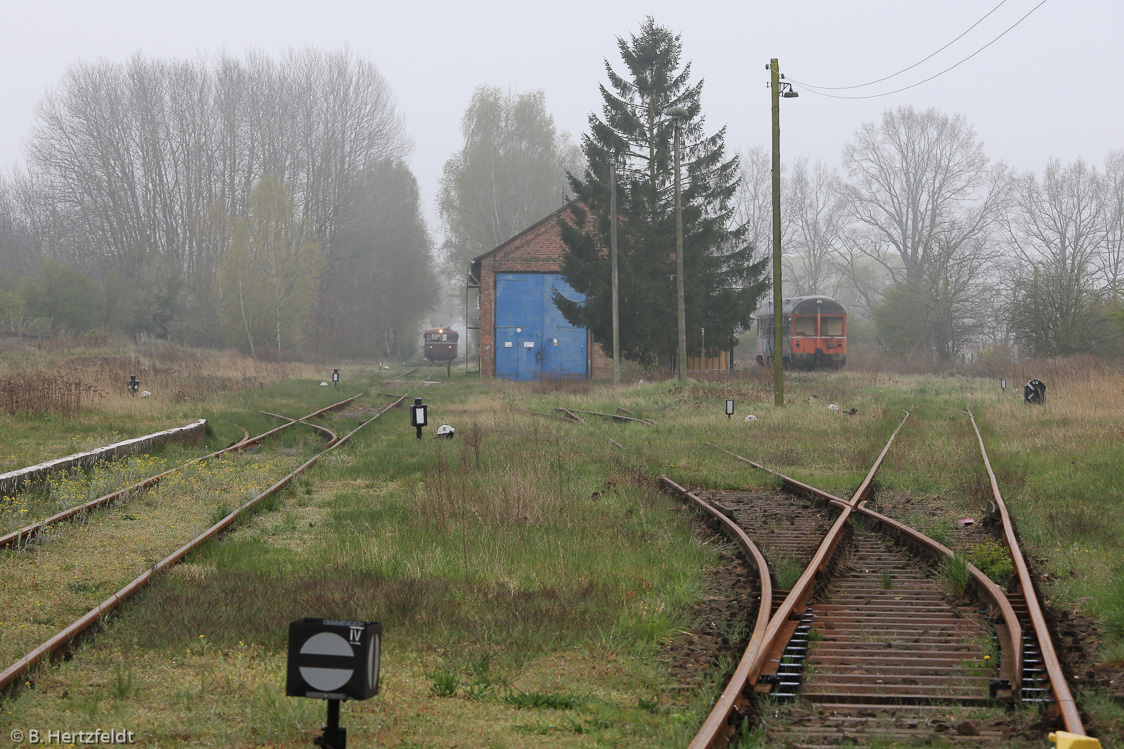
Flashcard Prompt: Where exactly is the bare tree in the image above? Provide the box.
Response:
[733,146,774,260]
[1101,151,1124,298]
[841,106,1006,361]
[22,48,414,350]
[842,107,1003,284]
[1003,158,1107,355]
[784,158,844,297]
[0,174,39,279]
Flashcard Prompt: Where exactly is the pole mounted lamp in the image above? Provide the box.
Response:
[127,375,140,396]
[332,369,340,386]
[768,59,797,406]
[667,104,689,383]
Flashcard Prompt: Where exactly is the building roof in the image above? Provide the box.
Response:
[468,201,585,279]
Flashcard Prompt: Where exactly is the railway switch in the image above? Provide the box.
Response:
[127,374,140,395]
[286,618,382,749]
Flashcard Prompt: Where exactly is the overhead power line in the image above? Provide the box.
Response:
[787,0,1049,101]
[794,0,1010,92]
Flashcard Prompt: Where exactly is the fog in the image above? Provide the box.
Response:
[1,0,1119,228]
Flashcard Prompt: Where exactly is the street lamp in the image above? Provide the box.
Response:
[667,105,689,382]
[768,59,797,406]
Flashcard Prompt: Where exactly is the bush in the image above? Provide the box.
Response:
[967,539,1013,586]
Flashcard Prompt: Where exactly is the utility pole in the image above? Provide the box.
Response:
[670,107,688,382]
[770,58,785,406]
[610,160,621,385]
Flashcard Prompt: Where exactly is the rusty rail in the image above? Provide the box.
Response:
[0,390,412,694]
[682,411,910,748]
[660,477,773,748]
[0,393,364,550]
[703,404,1099,747]
[710,442,1025,697]
[260,410,339,446]
[380,367,420,384]
[853,502,1024,693]
[967,409,1086,736]
[560,406,655,425]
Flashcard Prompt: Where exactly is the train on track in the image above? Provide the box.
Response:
[755,295,846,370]
[422,327,458,363]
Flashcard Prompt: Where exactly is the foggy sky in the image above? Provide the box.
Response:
[1,0,1118,235]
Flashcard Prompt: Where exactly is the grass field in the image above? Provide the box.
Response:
[1,343,1122,746]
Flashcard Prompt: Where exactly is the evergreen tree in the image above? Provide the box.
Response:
[555,17,768,368]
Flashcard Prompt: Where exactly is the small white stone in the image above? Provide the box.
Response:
[320,381,329,387]
[828,403,840,411]
[140,391,151,397]
[744,414,757,422]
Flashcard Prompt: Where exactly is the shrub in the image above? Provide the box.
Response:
[967,539,1013,586]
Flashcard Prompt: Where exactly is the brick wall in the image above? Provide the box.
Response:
[476,204,604,378]
[472,203,737,379]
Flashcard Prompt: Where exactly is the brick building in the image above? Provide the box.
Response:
[467,202,730,379]
[467,204,611,380]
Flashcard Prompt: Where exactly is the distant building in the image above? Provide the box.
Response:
[467,203,731,380]
[467,204,608,380]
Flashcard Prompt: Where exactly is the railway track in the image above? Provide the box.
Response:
[0,393,363,551]
[0,372,423,695]
[662,408,1100,748]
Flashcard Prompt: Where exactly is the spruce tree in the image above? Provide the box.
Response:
[555,17,768,368]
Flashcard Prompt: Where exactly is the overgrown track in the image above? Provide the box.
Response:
[662,409,1097,748]
[0,394,363,550]
[0,376,422,696]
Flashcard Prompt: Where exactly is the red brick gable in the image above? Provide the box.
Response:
[470,202,611,378]
[470,201,590,272]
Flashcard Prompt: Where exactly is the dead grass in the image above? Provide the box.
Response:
[0,373,102,416]
[0,339,318,412]
[0,340,321,471]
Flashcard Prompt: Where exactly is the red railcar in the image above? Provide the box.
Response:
[755,296,847,370]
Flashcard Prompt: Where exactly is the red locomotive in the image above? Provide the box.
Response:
[422,327,458,362]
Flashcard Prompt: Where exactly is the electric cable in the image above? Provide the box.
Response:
[788,0,1048,101]
[792,0,1010,91]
